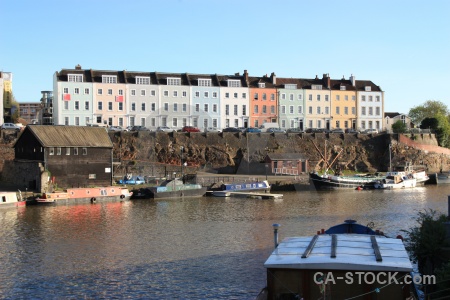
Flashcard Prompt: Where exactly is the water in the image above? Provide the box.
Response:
[1,186,449,299]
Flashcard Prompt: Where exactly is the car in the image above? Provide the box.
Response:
[305,128,326,133]
[363,128,379,134]
[245,127,261,133]
[345,128,360,134]
[131,126,150,131]
[237,127,246,133]
[181,126,201,132]
[204,127,221,133]
[1,123,21,131]
[156,126,174,132]
[108,126,123,132]
[286,128,304,133]
[331,128,345,134]
[123,126,133,132]
[267,128,286,133]
[222,127,241,132]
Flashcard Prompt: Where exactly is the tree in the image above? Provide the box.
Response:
[420,117,440,131]
[408,100,450,126]
[402,209,449,275]
[391,120,408,133]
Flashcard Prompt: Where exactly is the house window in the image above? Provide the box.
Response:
[174,103,178,112]
[167,78,181,85]
[243,93,247,99]
[84,88,90,94]
[344,107,348,115]
[118,118,123,126]
[49,147,55,155]
[195,91,200,98]
[118,102,123,111]
[258,82,265,88]
[309,95,312,101]
[108,102,113,110]
[263,93,267,100]
[64,101,69,110]
[204,104,208,112]
[142,103,146,111]
[308,107,312,114]
[85,101,89,110]
[254,93,259,100]
[271,94,275,101]
[198,79,211,86]
[213,92,218,98]
[68,74,83,82]
[164,91,169,97]
[74,88,80,94]
[195,104,200,112]
[75,117,80,126]
[263,105,267,114]
[213,104,217,112]
[317,107,321,114]
[102,76,117,83]
[281,106,286,114]
[271,106,275,114]
[141,90,146,96]
[204,91,209,98]
[289,106,294,114]
[181,91,186,97]
[182,103,187,112]
[376,107,380,115]
[281,93,286,100]
[227,80,240,87]
[82,148,87,155]
[63,87,69,94]
[151,103,156,111]
[136,76,150,85]
[317,95,321,101]
[118,89,123,95]
[233,105,238,116]
[164,103,169,111]
[97,88,103,95]
[242,105,246,115]
[336,107,340,114]
[336,95,340,101]
[298,106,303,114]
[131,89,136,96]
[376,96,380,102]
[173,91,178,97]
[254,105,258,113]
[131,103,136,111]
[96,116,102,123]
[74,101,79,110]
[233,93,238,98]
[108,89,113,95]
[225,93,229,98]
[362,96,366,101]
[362,107,366,115]
[225,105,229,115]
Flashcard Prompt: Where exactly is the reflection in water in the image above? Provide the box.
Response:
[0,185,448,299]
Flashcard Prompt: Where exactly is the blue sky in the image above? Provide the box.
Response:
[1,0,449,114]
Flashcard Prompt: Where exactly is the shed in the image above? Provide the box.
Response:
[265,153,308,175]
[12,125,113,191]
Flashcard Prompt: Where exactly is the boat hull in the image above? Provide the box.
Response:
[149,187,207,199]
[31,187,132,205]
[309,173,381,190]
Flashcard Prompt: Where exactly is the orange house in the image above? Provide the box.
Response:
[248,75,277,128]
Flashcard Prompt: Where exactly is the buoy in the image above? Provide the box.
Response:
[356,186,362,190]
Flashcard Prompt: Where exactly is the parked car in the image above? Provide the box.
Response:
[1,123,21,131]
[204,127,221,133]
[331,128,345,134]
[131,126,150,131]
[245,127,261,133]
[181,126,201,132]
[363,128,379,134]
[305,128,327,133]
[123,126,133,132]
[222,127,241,132]
[108,126,123,132]
[345,128,360,134]
[237,127,246,133]
[156,126,174,132]
[287,128,304,133]
[267,128,286,133]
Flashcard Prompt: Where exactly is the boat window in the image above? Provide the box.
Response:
[57,147,62,155]
[66,148,70,155]
[82,148,87,155]
[74,148,78,155]
[49,147,54,155]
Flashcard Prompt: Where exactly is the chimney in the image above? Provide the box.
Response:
[322,73,330,88]
[75,64,82,70]
[315,75,319,80]
[244,69,249,82]
[350,74,356,86]
[270,72,276,84]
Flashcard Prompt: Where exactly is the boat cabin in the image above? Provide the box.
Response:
[263,234,412,299]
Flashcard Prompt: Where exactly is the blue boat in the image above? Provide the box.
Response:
[321,219,384,236]
[219,180,271,192]
[117,174,145,185]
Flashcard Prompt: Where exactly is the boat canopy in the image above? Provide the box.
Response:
[264,234,412,272]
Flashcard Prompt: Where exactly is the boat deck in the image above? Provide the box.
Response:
[207,190,283,199]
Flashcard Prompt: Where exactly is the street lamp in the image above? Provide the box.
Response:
[265,164,269,181]
[180,146,184,180]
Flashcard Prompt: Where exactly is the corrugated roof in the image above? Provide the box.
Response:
[268,153,308,160]
[264,234,412,272]
[24,125,113,148]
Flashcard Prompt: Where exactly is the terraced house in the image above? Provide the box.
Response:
[53,66,384,132]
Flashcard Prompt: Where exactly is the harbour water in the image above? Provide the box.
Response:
[1,185,449,299]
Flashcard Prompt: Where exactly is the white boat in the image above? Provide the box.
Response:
[258,224,413,299]
[374,162,424,189]
[0,191,26,208]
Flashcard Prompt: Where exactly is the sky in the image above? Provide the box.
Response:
[1,0,449,114]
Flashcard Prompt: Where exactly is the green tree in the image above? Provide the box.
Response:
[402,209,449,275]
[420,117,440,131]
[409,100,449,126]
[391,120,408,133]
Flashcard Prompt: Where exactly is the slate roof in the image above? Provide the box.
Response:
[16,125,113,148]
[267,153,308,160]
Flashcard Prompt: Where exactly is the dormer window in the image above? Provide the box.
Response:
[311,85,322,90]
[136,76,150,85]
[365,86,371,91]
[227,80,241,87]
[258,82,265,88]
[68,74,83,82]
[340,85,346,90]
[102,75,117,84]
[167,77,181,86]
[285,84,297,89]
[198,79,211,87]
